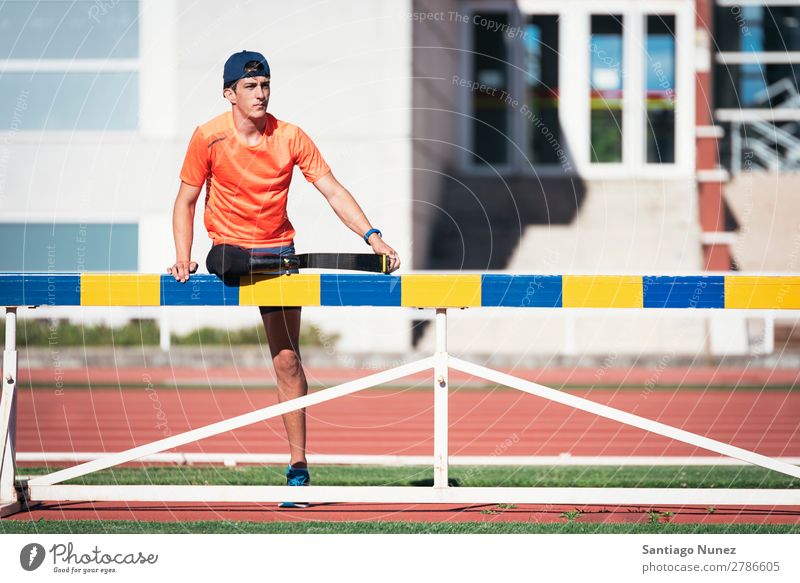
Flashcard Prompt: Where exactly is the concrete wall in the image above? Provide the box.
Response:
[415,178,712,356]
[410,0,461,267]
[4,0,416,353]
[404,1,717,357]
[8,0,781,359]
[726,172,800,272]
[508,179,703,273]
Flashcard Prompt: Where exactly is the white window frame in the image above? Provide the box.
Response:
[460,0,695,179]
[0,0,176,139]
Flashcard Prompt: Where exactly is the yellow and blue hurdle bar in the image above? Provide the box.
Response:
[0,273,799,309]
[4,271,800,513]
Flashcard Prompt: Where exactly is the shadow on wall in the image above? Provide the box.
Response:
[407,1,588,270]
[421,173,587,270]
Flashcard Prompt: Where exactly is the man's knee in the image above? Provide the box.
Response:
[273,349,303,377]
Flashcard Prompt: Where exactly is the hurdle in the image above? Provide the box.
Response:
[2,273,800,515]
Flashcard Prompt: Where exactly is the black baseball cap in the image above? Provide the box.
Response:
[223,50,270,86]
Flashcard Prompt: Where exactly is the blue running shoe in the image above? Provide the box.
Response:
[279,465,310,508]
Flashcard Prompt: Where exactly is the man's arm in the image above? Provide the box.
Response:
[167,181,203,282]
[313,171,401,272]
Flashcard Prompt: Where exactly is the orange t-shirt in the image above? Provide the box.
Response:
[179,111,330,248]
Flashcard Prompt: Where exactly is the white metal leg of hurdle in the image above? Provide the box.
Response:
[10,307,800,508]
[433,309,449,488]
[0,308,21,517]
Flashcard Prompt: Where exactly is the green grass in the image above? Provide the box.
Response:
[7,466,798,534]
[17,464,800,489]
[2,521,798,535]
[1,319,336,347]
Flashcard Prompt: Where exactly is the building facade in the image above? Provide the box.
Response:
[1,0,797,357]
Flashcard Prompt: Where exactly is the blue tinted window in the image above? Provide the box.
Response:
[646,37,675,91]
[0,0,138,59]
[0,1,139,131]
[0,72,138,130]
[590,15,624,163]
[645,15,676,163]
[0,223,138,271]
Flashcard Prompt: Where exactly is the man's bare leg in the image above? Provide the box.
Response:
[260,307,308,467]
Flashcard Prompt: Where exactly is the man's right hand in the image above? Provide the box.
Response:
[167,260,198,283]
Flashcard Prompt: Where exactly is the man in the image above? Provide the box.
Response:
[167,50,400,507]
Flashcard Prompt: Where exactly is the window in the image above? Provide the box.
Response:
[714,3,800,172]
[460,5,688,175]
[715,4,800,108]
[645,15,676,163]
[464,10,563,171]
[0,72,138,131]
[0,0,139,131]
[470,12,511,166]
[590,15,624,163]
[0,223,138,271]
[524,15,561,165]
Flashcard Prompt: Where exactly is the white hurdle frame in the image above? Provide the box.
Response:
[0,308,21,517]
[2,306,800,510]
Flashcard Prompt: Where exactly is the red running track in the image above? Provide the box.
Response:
[9,502,800,526]
[21,365,800,389]
[9,379,800,525]
[15,385,800,457]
